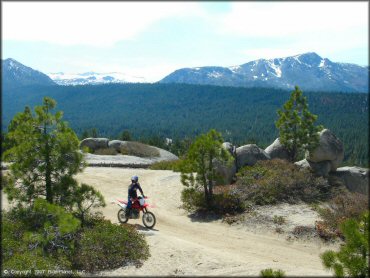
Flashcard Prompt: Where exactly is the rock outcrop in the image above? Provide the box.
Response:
[80,138,109,151]
[294,159,331,177]
[213,142,237,185]
[213,159,237,186]
[80,138,178,167]
[331,166,369,195]
[222,142,236,157]
[306,129,344,172]
[264,138,290,160]
[236,144,270,169]
[108,140,128,152]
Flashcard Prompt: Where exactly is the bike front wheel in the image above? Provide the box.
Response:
[142,211,156,229]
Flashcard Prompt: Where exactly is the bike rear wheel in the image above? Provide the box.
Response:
[142,211,156,229]
[118,209,129,223]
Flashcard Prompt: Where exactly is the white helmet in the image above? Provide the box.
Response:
[131,175,139,182]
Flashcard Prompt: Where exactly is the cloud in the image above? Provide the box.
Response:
[219,2,368,38]
[2,2,203,47]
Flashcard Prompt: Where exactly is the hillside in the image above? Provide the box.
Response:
[2,58,56,89]
[3,83,368,166]
[160,52,369,93]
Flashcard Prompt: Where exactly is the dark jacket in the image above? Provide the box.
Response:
[128,182,144,199]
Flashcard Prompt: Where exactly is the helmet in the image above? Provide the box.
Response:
[131,175,139,182]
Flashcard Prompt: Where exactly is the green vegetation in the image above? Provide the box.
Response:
[93,147,118,155]
[119,130,132,141]
[120,141,160,157]
[149,159,183,171]
[73,219,150,272]
[315,192,368,240]
[320,212,369,277]
[276,86,323,161]
[235,159,332,206]
[3,97,86,205]
[180,129,234,208]
[273,215,286,225]
[260,268,286,277]
[2,204,150,274]
[2,98,150,274]
[3,83,368,166]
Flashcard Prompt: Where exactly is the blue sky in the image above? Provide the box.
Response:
[2,2,368,82]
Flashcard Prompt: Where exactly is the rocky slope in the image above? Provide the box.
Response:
[160,52,369,93]
[2,58,56,89]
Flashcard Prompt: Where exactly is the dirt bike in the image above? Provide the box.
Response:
[115,196,156,229]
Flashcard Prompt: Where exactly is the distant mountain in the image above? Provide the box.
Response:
[47,72,147,85]
[2,58,56,89]
[160,52,369,93]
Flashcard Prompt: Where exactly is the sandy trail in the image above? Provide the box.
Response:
[74,167,336,276]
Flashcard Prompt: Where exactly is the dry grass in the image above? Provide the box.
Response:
[120,142,160,158]
[93,148,118,155]
[235,159,333,205]
[315,192,368,239]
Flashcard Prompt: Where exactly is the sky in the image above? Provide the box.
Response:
[2,1,368,82]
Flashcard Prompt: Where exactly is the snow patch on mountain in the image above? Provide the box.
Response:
[47,72,147,85]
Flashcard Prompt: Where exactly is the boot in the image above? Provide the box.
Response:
[125,208,131,217]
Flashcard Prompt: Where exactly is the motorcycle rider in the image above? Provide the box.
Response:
[125,175,145,217]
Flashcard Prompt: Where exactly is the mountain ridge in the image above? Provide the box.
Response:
[2,58,56,89]
[159,52,369,93]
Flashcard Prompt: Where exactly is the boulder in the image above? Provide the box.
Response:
[331,166,369,195]
[213,159,237,185]
[264,138,290,160]
[80,138,109,151]
[294,159,310,169]
[307,160,332,177]
[222,142,236,157]
[108,140,128,152]
[306,129,344,171]
[294,159,331,177]
[236,144,270,169]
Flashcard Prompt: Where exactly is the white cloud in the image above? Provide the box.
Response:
[2,2,203,47]
[219,2,368,38]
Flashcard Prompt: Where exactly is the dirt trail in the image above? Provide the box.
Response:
[75,167,333,276]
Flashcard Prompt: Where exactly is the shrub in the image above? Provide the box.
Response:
[149,159,183,171]
[81,146,92,153]
[235,159,331,205]
[3,249,71,274]
[2,210,73,272]
[260,268,286,277]
[120,141,160,158]
[316,192,368,239]
[320,212,369,277]
[72,219,150,272]
[93,148,117,155]
[273,215,286,225]
[181,186,245,214]
[181,187,206,211]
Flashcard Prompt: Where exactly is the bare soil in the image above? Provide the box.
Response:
[73,167,337,276]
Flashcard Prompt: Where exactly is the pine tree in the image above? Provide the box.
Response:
[3,97,92,208]
[180,129,233,207]
[321,212,369,277]
[275,86,323,161]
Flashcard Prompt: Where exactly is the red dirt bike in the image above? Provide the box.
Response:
[115,196,156,229]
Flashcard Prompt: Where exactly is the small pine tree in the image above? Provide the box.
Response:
[91,128,98,138]
[180,129,233,207]
[119,130,132,141]
[320,212,369,277]
[275,86,323,161]
[3,97,105,216]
